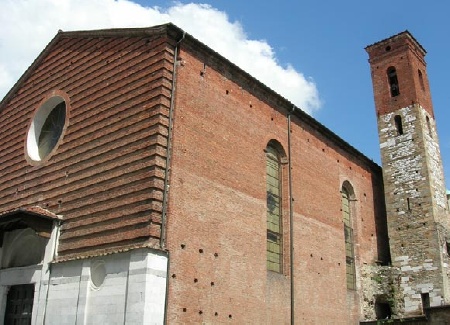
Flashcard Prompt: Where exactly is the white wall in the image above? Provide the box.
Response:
[43,249,168,325]
[0,248,168,325]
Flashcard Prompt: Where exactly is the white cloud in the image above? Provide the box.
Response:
[0,0,320,113]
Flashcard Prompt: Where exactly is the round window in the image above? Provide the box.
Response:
[27,96,67,162]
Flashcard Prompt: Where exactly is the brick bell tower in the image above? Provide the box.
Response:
[366,31,450,316]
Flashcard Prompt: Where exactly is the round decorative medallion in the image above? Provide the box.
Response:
[90,260,106,289]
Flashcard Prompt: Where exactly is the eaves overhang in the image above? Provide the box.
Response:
[0,206,60,239]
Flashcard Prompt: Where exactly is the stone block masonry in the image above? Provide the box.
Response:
[377,104,450,315]
[366,31,450,318]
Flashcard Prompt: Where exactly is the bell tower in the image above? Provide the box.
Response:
[366,31,450,316]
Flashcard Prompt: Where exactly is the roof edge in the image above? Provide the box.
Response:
[178,28,381,172]
[58,22,183,39]
[365,30,426,55]
[0,23,184,110]
[0,206,60,220]
[0,31,62,109]
[0,23,380,173]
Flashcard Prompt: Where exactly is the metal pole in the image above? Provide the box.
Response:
[288,107,295,325]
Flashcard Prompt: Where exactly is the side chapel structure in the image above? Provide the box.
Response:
[0,23,449,324]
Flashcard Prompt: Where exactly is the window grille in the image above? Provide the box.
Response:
[342,186,356,290]
[266,146,282,273]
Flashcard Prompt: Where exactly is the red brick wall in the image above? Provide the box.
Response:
[0,32,173,259]
[366,32,434,117]
[0,25,388,322]
[165,43,386,324]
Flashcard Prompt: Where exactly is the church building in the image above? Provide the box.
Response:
[0,23,449,324]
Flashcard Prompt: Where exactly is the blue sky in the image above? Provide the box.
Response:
[1,0,450,185]
[158,0,450,182]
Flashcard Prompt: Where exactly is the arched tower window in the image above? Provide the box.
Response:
[387,67,400,97]
[342,182,356,290]
[394,115,403,135]
[266,145,283,273]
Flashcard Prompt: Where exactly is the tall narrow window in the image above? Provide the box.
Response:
[342,184,356,290]
[426,116,433,138]
[394,115,403,135]
[266,145,282,273]
[418,69,425,91]
[421,293,430,311]
[387,67,400,97]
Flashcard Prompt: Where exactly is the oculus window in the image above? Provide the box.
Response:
[27,96,67,162]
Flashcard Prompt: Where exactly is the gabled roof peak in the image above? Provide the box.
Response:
[0,23,184,109]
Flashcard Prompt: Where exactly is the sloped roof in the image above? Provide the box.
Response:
[0,206,59,220]
[0,23,182,109]
[0,206,60,238]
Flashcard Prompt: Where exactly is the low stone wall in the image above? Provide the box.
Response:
[360,305,450,324]
[42,248,168,324]
[361,264,404,320]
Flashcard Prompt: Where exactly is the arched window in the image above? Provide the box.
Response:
[387,67,400,97]
[394,115,403,135]
[266,145,282,273]
[342,183,356,290]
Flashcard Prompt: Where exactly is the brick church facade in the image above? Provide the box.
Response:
[0,24,449,324]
